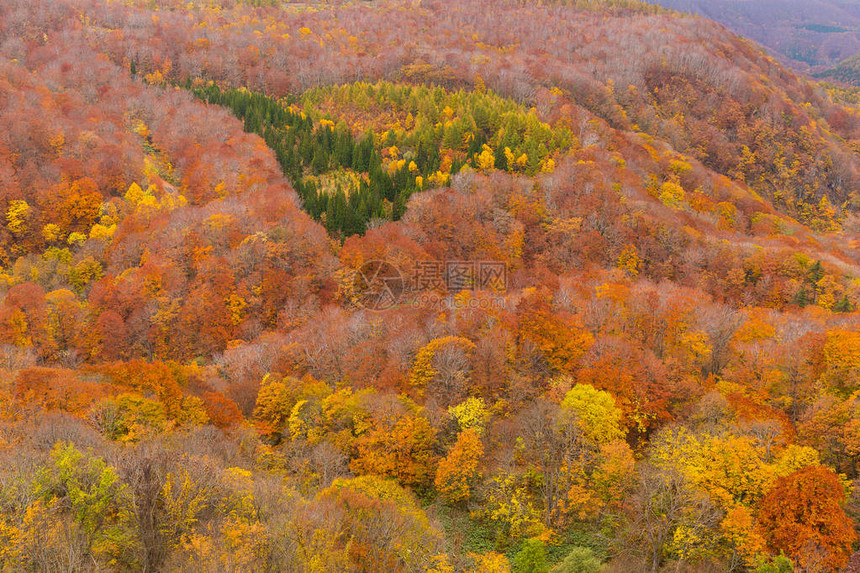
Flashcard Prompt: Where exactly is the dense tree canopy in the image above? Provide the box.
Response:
[1,0,860,570]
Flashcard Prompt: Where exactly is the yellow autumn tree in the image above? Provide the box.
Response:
[467,552,512,573]
[560,384,625,445]
[476,472,546,540]
[476,144,495,172]
[448,396,490,434]
[253,374,330,438]
[6,200,31,236]
[650,425,824,567]
[407,336,475,400]
[658,180,685,209]
[616,244,641,277]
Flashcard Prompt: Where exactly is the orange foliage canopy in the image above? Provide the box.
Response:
[757,465,857,572]
[516,289,593,374]
[350,410,438,488]
[13,367,112,415]
[435,428,483,503]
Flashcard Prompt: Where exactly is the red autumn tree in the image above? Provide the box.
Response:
[757,465,857,572]
[202,391,243,429]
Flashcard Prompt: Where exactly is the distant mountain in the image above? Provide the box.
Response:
[818,51,860,83]
[648,0,860,78]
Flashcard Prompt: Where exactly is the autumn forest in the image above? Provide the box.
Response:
[3,0,860,571]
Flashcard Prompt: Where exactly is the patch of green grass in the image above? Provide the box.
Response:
[434,504,500,557]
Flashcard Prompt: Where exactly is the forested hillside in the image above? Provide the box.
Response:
[648,0,860,78]
[2,0,860,571]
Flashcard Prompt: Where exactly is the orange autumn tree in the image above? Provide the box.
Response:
[202,391,243,428]
[350,398,438,488]
[435,428,483,503]
[757,465,857,572]
[94,360,208,429]
[42,177,104,236]
[820,330,860,394]
[516,289,594,374]
[12,367,112,416]
[798,391,860,475]
[0,282,49,351]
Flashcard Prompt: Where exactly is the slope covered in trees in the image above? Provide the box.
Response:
[819,52,860,86]
[2,0,860,571]
[187,80,572,237]
[648,0,860,77]
[60,0,860,225]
